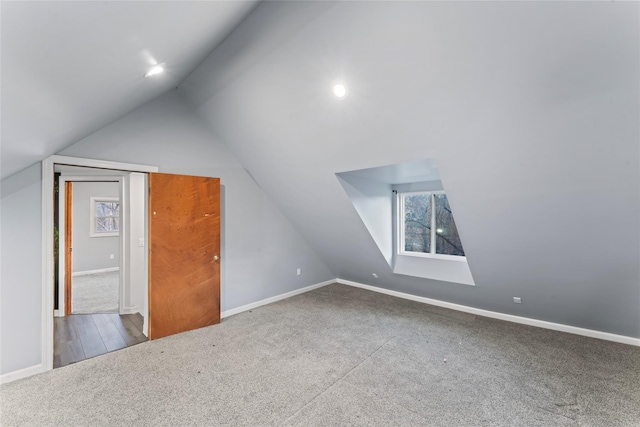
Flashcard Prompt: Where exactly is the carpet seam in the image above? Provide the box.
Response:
[278,336,396,426]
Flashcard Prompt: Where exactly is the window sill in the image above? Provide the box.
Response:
[399,251,468,262]
[90,232,119,238]
[393,253,475,286]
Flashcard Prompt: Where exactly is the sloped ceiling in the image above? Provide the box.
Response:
[180,1,640,336]
[1,1,638,337]
[0,0,259,179]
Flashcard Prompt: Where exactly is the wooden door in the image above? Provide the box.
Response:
[148,173,221,339]
[64,181,73,315]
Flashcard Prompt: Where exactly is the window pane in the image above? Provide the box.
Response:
[403,194,431,253]
[434,194,465,256]
[94,200,120,234]
[96,216,119,233]
[96,201,119,217]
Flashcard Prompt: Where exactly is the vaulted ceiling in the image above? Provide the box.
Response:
[177,1,640,336]
[1,1,638,338]
[0,0,259,179]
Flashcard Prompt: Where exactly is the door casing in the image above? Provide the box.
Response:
[56,176,125,317]
[42,156,158,372]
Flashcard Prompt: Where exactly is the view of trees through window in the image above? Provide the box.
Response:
[95,201,120,233]
[402,192,465,257]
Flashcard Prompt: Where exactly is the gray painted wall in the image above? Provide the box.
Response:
[180,1,640,337]
[71,181,120,273]
[2,0,638,378]
[59,91,335,311]
[0,90,334,376]
[336,174,392,266]
[1,164,43,375]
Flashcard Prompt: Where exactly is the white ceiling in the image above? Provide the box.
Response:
[0,0,259,179]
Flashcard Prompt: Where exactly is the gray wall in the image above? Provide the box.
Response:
[2,0,638,378]
[336,174,392,266]
[1,164,43,375]
[180,1,640,337]
[0,91,334,376]
[59,91,335,311]
[71,181,120,273]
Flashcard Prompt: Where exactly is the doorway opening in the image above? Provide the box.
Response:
[53,165,149,368]
[69,181,120,315]
[42,155,221,375]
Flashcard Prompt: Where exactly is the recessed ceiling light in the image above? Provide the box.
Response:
[145,64,165,77]
[333,83,347,98]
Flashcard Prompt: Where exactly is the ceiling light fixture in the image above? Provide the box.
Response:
[333,83,348,98]
[145,64,165,77]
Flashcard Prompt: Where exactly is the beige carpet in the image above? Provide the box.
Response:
[72,271,119,314]
[2,283,639,426]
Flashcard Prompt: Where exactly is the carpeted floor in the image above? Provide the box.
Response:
[72,271,119,314]
[2,283,639,426]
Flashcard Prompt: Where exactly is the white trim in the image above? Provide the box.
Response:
[42,160,55,372]
[221,279,335,319]
[58,176,126,316]
[15,267,636,386]
[72,267,120,277]
[6,280,331,383]
[0,364,45,385]
[336,279,640,347]
[121,306,140,315]
[49,155,157,173]
[399,251,468,262]
[42,156,159,375]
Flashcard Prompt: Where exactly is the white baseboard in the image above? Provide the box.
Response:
[0,364,45,385]
[221,279,336,319]
[8,278,634,386]
[337,279,640,347]
[121,306,140,315]
[72,267,119,277]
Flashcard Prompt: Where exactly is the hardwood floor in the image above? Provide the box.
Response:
[54,313,147,368]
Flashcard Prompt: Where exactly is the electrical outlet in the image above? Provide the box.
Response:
[110,254,115,259]
[297,268,301,276]
[138,238,145,247]
[513,297,522,304]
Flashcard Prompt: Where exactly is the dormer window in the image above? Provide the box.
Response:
[399,191,465,258]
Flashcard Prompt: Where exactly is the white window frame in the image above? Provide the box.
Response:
[398,191,466,261]
[90,197,120,237]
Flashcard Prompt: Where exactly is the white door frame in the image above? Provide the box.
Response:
[42,155,158,372]
[57,176,125,317]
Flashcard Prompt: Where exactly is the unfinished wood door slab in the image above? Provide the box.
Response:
[64,181,73,316]
[148,173,220,340]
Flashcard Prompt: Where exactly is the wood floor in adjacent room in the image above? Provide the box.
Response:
[54,313,147,368]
